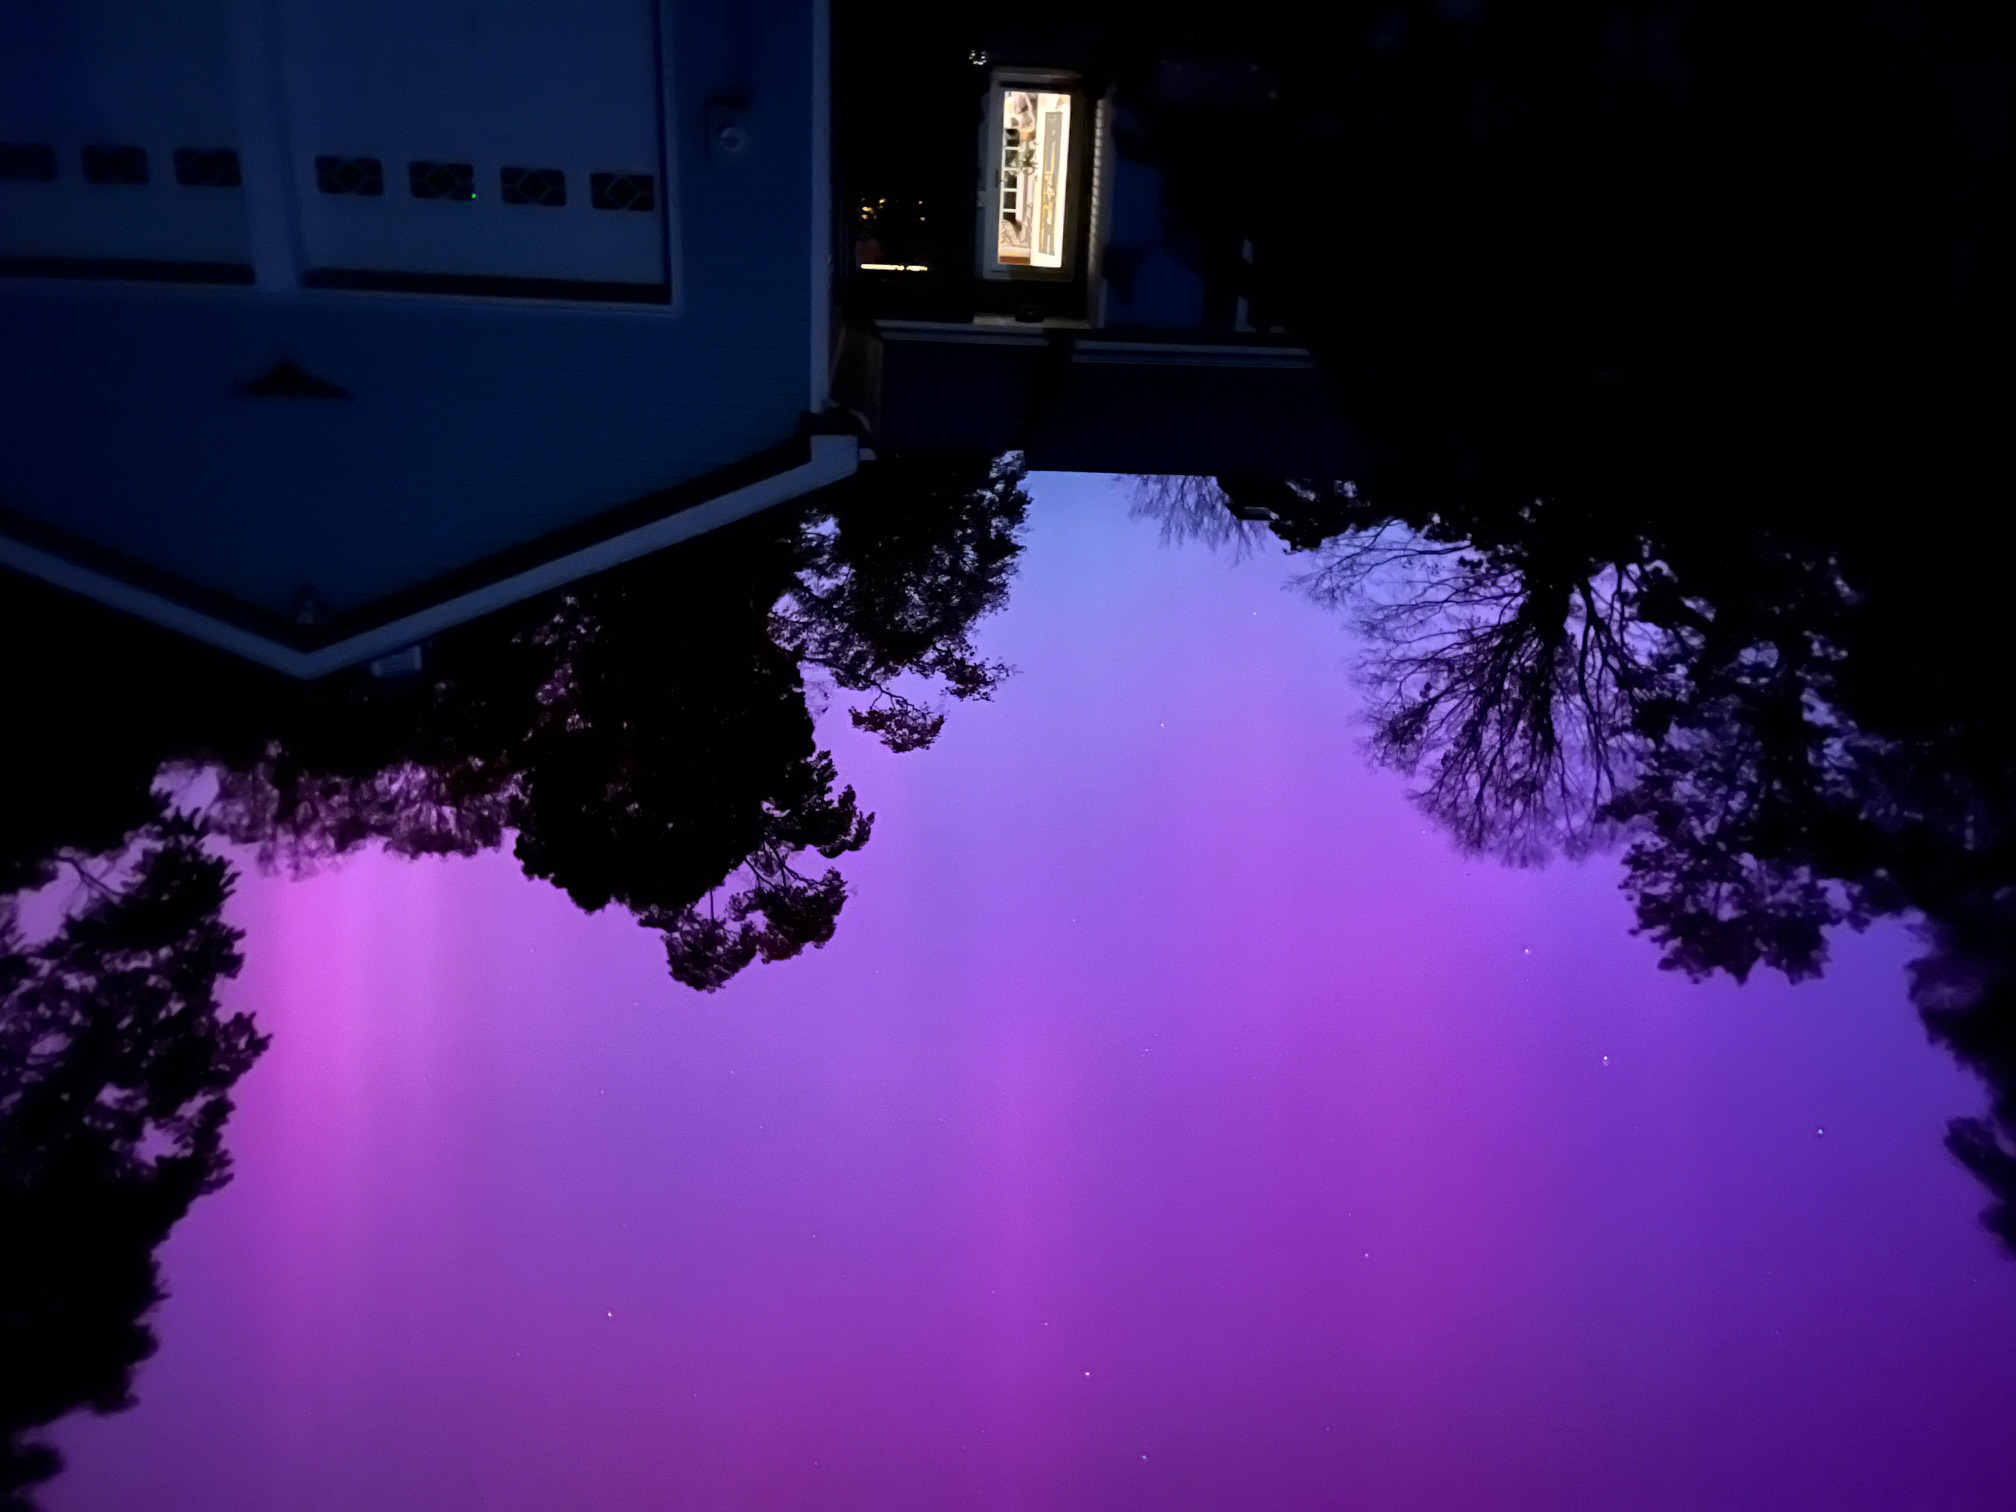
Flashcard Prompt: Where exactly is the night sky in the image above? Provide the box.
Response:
[48,475,2016,1510]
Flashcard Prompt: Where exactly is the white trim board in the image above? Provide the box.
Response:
[0,434,859,679]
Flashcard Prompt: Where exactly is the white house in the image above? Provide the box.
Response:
[0,0,850,676]
[2,7,1364,677]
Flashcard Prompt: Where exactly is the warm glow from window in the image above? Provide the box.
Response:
[996,89,1072,270]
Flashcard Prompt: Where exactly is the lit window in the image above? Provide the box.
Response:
[995,89,1071,270]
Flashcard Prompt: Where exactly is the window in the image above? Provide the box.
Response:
[501,166,565,206]
[174,148,242,188]
[316,156,384,196]
[979,73,1082,282]
[81,145,149,185]
[409,161,475,201]
[0,142,56,182]
[995,89,1071,270]
[590,172,655,211]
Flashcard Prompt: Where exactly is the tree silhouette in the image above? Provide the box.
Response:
[2,452,1028,1001]
[201,454,1027,990]
[1129,478,1658,863]
[1601,559,1885,985]
[1911,898,2016,1255]
[1081,0,2014,544]
[0,451,1027,1504]
[779,452,1028,751]
[1128,475,1274,555]
[1,818,262,1510]
[1134,441,2016,1250]
[1305,518,1659,865]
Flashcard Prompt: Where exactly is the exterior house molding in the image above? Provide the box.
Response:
[0,433,859,680]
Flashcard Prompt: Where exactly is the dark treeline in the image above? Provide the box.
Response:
[856,0,2008,522]
[1132,457,2016,1253]
[9,3,2014,1496]
[853,0,2016,1249]
[4,453,1026,988]
[1114,1,2009,507]
[1,821,257,1510]
[0,455,1027,1505]
[1079,0,2016,1248]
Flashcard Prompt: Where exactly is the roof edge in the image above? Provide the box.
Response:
[0,434,860,679]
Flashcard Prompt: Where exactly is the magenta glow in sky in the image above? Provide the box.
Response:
[49,476,2016,1510]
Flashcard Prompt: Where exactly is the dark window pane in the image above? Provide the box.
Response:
[315,155,384,196]
[81,145,148,185]
[589,171,655,212]
[409,161,475,201]
[0,142,57,182]
[500,166,566,207]
[173,147,242,188]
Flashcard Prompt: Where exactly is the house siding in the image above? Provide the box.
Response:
[0,0,821,622]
